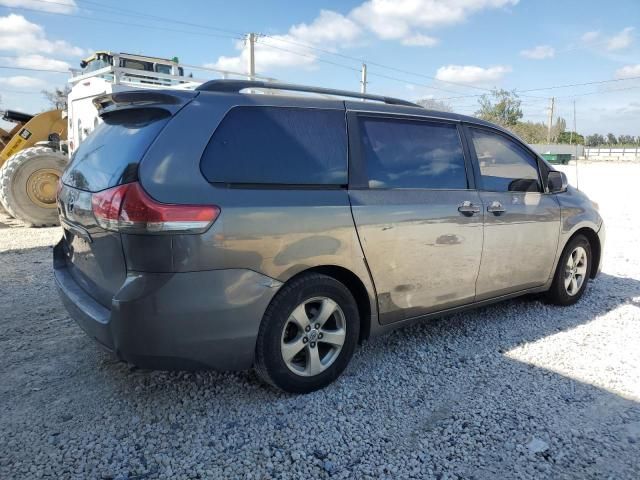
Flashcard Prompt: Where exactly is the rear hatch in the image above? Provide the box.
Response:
[58,90,195,307]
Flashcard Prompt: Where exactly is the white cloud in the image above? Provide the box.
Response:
[606,27,634,51]
[0,14,84,56]
[401,33,439,47]
[0,0,76,13]
[615,64,640,79]
[208,0,521,73]
[351,0,519,40]
[520,45,555,59]
[435,64,511,84]
[288,10,361,45]
[0,75,47,88]
[580,30,600,43]
[581,31,600,43]
[581,27,635,51]
[208,10,360,72]
[1,54,70,70]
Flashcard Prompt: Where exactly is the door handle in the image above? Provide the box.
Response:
[487,201,506,215]
[458,201,481,216]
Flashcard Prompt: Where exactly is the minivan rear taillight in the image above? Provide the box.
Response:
[91,182,219,234]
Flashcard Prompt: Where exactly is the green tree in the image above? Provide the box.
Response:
[617,134,635,145]
[509,121,547,143]
[585,134,605,146]
[475,89,523,127]
[556,131,584,144]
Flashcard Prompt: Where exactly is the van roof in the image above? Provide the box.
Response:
[195,79,510,134]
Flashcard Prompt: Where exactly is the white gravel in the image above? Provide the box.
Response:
[1,161,639,479]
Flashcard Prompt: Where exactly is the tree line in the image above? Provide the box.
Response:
[418,90,639,147]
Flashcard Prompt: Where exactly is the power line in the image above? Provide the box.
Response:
[0,65,68,73]
[258,40,360,73]
[367,71,465,95]
[259,34,488,94]
[0,5,243,40]
[78,0,492,95]
[555,84,640,98]
[438,75,640,100]
[257,40,491,97]
[77,0,500,97]
[519,75,640,93]
[4,0,640,103]
[0,89,41,94]
[84,0,484,96]
[7,0,485,97]
[81,2,638,101]
[75,0,244,37]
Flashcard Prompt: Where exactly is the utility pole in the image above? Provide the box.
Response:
[573,99,579,190]
[360,63,368,99]
[546,96,555,143]
[246,32,256,81]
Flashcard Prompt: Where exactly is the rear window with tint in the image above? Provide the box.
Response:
[201,106,347,185]
[62,108,169,192]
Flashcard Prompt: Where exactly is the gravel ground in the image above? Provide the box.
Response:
[1,162,639,479]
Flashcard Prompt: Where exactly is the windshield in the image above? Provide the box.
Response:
[83,57,112,73]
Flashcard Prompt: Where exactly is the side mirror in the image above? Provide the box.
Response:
[547,170,568,193]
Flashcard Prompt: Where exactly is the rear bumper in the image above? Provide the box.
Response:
[53,239,282,370]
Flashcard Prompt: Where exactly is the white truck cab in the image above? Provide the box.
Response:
[67,52,201,155]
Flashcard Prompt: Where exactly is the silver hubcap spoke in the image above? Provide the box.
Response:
[280,296,346,377]
[306,346,323,376]
[564,246,588,296]
[289,303,311,330]
[281,336,306,362]
[315,298,338,328]
[318,328,346,347]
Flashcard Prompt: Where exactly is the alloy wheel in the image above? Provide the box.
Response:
[564,246,588,296]
[280,297,346,377]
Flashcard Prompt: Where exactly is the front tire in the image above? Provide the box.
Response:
[0,146,67,227]
[546,234,592,306]
[254,273,360,393]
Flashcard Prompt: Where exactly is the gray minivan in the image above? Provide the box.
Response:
[54,81,604,393]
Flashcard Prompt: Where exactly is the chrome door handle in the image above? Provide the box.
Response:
[458,201,481,216]
[487,201,506,215]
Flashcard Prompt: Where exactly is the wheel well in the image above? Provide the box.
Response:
[288,266,372,342]
[571,227,601,278]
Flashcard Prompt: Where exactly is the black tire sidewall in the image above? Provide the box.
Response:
[257,274,360,393]
[550,235,592,305]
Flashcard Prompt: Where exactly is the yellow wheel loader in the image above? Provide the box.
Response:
[0,109,67,226]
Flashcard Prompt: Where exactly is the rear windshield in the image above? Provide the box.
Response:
[62,108,169,192]
[200,106,347,185]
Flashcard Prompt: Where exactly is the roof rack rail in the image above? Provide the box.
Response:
[196,79,421,108]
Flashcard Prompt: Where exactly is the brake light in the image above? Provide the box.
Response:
[91,182,219,234]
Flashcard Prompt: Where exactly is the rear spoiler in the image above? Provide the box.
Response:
[93,90,198,116]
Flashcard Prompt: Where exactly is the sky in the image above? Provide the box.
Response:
[0,0,639,135]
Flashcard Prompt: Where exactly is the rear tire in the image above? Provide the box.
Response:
[0,146,67,227]
[546,234,592,306]
[254,273,360,394]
